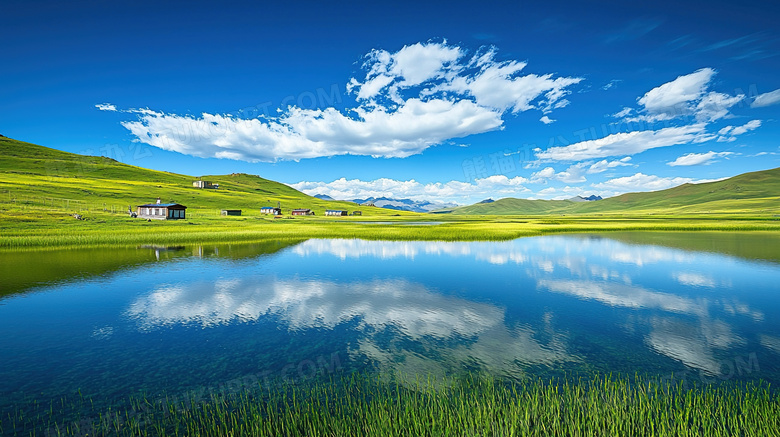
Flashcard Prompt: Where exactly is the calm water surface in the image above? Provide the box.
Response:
[1,233,779,430]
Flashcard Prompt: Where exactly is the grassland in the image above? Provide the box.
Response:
[2,136,780,250]
[6,372,779,436]
[442,166,780,215]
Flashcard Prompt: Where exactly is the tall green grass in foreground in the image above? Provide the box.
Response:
[8,373,779,436]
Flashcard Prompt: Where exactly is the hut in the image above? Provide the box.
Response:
[260,206,282,215]
[291,209,314,216]
[350,210,362,216]
[137,198,187,220]
[325,210,348,216]
[192,180,218,189]
[221,209,241,216]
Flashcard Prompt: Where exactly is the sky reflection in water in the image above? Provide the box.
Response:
[1,234,779,421]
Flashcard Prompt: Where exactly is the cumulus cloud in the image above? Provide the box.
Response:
[289,175,530,204]
[535,124,709,161]
[540,115,555,124]
[530,167,556,183]
[751,89,780,108]
[119,100,503,161]
[347,42,463,101]
[592,173,717,193]
[530,164,587,184]
[110,42,582,162]
[423,46,583,114]
[610,68,743,125]
[534,68,756,165]
[637,68,716,117]
[667,151,735,166]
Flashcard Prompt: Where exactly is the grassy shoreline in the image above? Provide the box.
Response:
[6,372,779,436]
[2,209,780,249]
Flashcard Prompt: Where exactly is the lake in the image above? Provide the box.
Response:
[2,232,780,432]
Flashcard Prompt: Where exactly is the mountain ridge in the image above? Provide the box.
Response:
[348,196,458,213]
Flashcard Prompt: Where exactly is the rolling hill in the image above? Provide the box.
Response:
[1,135,778,220]
[0,136,413,217]
[442,167,780,215]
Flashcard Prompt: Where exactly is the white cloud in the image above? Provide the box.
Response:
[529,164,587,184]
[602,79,621,91]
[539,68,746,165]
[587,157,633,173]
[752,88,780,108]
[530,166,556,183]
[717,119,762,142]
[667,151,734,167]
[120,99,503,161]
[540,115,555,124]
[289,175,529,204]
[535,124,708,161]
[618,68,743,124]
[427,47,583,114]
[555,166,587,183]
[637,68,715,116]
[110,42,582,162]
[592,173,720,193]
[694,92,744,122]
[95,103,117,111]
[348,42,463,100]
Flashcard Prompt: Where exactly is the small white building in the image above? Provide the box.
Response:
[192,180,218,189]
[137,198,187,220]
[325,210,348,216]
[260,206,282,215]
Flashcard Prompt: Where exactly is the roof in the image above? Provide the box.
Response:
[137,203,186,208]
[292,208,311,211]
[260,206,279,209]
[326,210,347,212]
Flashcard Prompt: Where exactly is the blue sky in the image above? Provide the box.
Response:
[2,0,779,204]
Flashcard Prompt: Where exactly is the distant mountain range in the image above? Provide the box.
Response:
[314,193,455,213]
[569,195,602,202]
[348,197,459,213]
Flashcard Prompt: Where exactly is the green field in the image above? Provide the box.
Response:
[2,136,780,249]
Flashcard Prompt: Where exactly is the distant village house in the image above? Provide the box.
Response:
[221,209,241,216]
[291,209,314,216]
[137,198,187,220]
[192,180,218,189]
[260,206,282,215]
[325,210,348,216]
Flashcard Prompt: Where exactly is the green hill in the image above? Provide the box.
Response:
[0,136,410,218]
[445,167,780,215]
[1,136,779,249]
